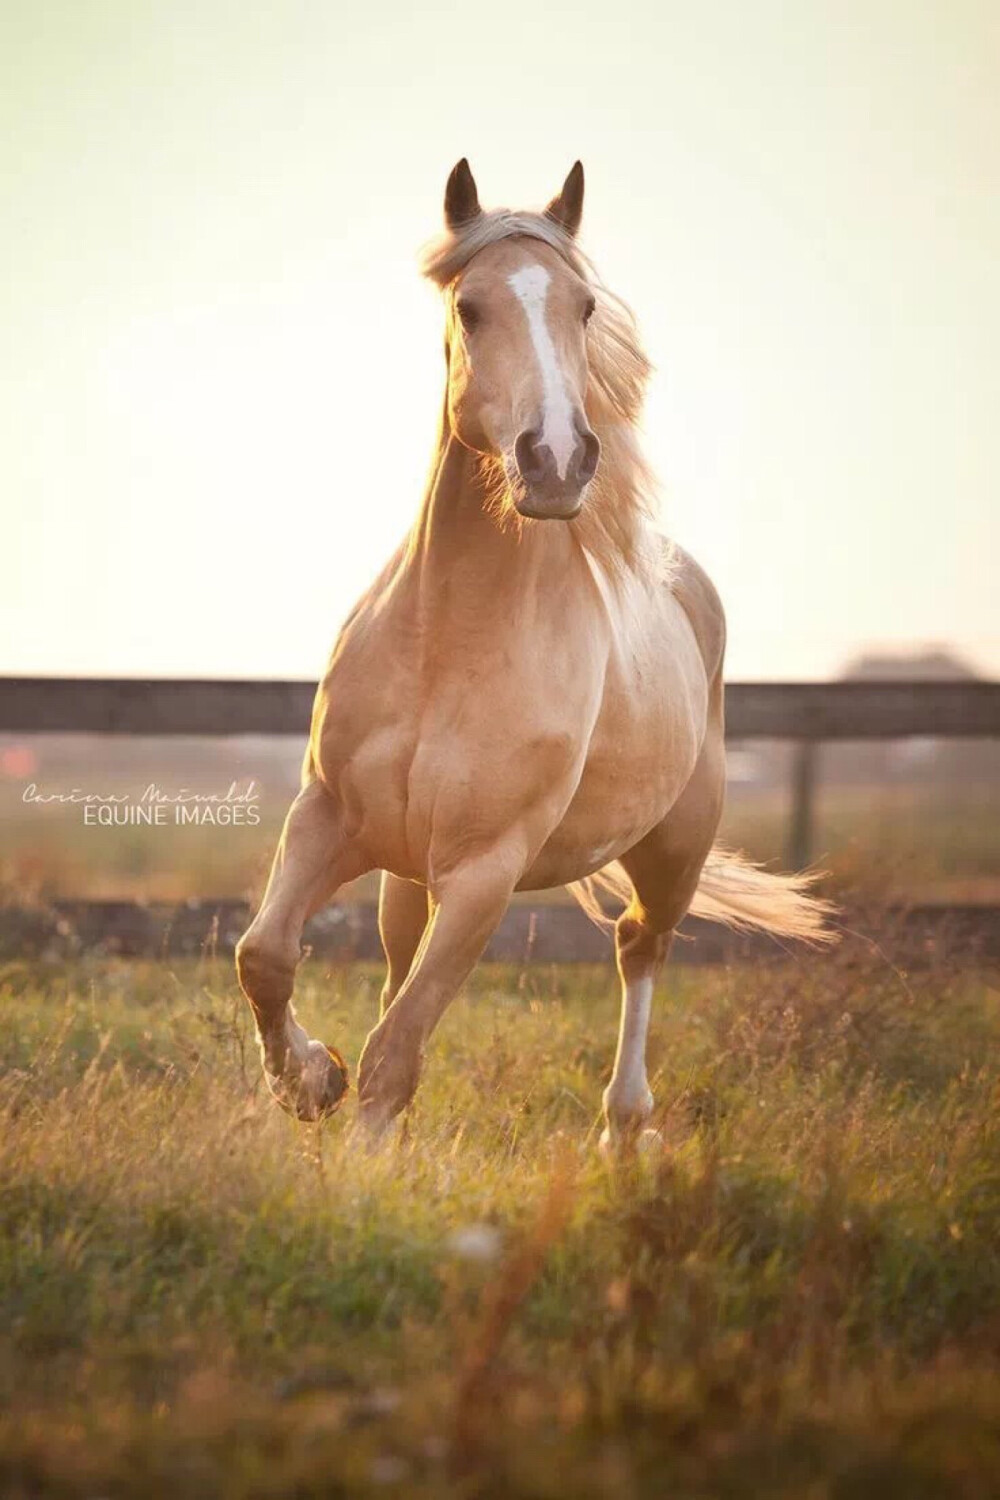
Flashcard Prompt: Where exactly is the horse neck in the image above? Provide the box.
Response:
[405,428,578,614]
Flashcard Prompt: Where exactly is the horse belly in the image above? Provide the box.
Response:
[518,745,695,889]
[518,621,708,890]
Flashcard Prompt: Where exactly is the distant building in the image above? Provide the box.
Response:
[724,646,998,797]
[828,648,996,787]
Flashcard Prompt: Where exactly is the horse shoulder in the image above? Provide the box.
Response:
[309,550,418,770]
[664,542,727,683]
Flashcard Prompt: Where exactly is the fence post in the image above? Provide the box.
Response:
[786,740,818,870]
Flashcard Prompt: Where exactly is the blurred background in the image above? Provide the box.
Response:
[2,0,997,908]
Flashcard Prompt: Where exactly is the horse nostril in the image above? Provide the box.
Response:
[514,428,549,484]
[578,430,600,484]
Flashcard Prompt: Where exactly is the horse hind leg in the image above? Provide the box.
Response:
[601,734,725,1151]
[236,779,369,1120]
[601,916,671,1149]
[378,872,432,1017]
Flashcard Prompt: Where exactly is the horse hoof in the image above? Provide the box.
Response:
[301,1043,350,1120]
[598,1125,663,1157]
[266,1042,349,1121]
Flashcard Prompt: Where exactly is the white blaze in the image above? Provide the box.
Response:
[507,262,578,480]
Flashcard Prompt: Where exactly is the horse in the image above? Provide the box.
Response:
[236,159,832,1145]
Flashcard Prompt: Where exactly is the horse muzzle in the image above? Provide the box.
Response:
[511,424,600,520]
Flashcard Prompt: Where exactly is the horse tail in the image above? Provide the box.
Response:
[566,865,634,930]
[568,845,837,945]
[686,846,837,943]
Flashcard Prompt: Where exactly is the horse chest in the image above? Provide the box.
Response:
[313,634,595,876]
[313,571,706,885]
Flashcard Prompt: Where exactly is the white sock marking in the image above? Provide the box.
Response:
[605,974,654,1122]
[507,263,578,480]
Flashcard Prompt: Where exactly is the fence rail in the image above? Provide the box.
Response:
[1,676,998,740]
[3,898,996,966]
[2,676,998,867]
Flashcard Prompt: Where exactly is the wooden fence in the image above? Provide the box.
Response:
[2,676,998,868]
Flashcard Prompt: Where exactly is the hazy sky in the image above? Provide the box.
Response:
[2,0,997,680]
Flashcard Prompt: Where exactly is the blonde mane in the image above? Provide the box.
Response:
[420,209,671,587]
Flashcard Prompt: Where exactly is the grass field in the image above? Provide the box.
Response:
[2,945,1000,1497]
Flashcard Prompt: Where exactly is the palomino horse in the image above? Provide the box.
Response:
[237,160,831,1143]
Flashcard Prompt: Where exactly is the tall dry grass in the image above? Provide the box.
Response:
[1,942,998,1496]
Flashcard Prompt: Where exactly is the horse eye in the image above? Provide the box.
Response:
[583,296,597,325]
[456,299,480,332]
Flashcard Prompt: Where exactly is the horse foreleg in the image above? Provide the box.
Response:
[358,848,518,1136]
[236,779,368,1120]
[377,872,432,1017]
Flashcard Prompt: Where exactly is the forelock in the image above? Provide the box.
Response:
[420,209,584,288]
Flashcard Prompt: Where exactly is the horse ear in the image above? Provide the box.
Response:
[444,158,481,230]
[545,161,585,237]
